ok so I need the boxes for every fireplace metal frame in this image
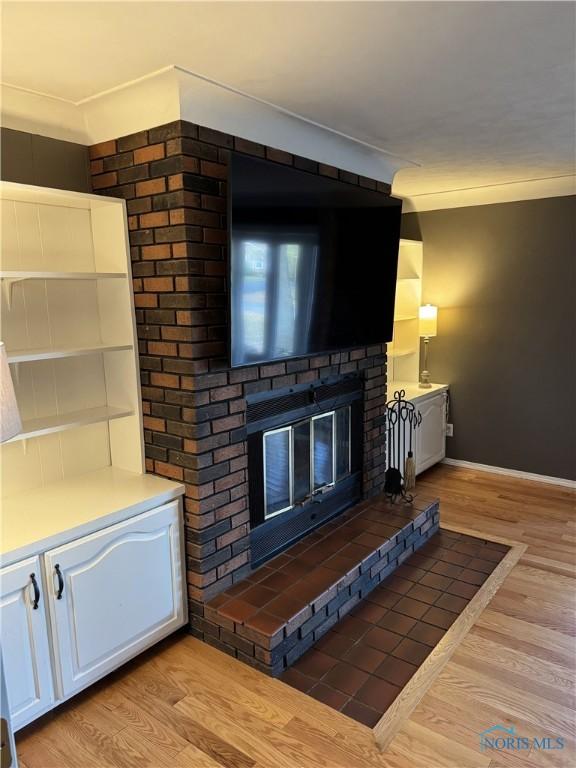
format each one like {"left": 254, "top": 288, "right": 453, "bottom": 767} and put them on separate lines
{"left": 247, "top": 374, "right": 364, "bottom": 567}
{"left": 311, "top": 410, "right": 338, "bottom": 493}
{"left": 262, "top": 407, "right": 352, "bottom": 520}
{"left": 262, "top": 424, "right": 294, "bottom": 519}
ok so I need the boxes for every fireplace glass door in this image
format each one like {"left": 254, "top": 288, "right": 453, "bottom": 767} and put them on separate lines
{"left": 263, "top": 426, "right": 292, "bottom": 518}
{"left": 312, "top": 413, "right": 334, "bottom": 491}
{"left": 293, "top": 421, "right": 312, "bottom": 505}
{"left": 263, "top": 407, "right": 351, "bottom": 519}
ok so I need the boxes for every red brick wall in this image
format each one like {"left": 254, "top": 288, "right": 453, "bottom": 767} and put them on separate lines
{"left": 89, "top": 121, "right": 391, "bottom": 624}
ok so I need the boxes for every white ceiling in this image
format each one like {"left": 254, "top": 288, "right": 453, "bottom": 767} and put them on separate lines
{"left": 2, "top": 1, "right": 575, "bottom": 198}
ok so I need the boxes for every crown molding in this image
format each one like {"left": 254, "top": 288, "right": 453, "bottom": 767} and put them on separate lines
{"left": 1, "top": 67, "right": 415, "bottom": 184}
{"left": 174, "top": 66, "right": 414, "bottom": 183}
{"left": 1, "top": 83, "right": 87, "bottom": 143}
{"left": 82, "top": 68, "right": 181, "bottom": 145}
{"left": 5, "top": 68, "right": 569, "bottom": 199}
{"left": 400, "top": 175, "right": 576, "bottom": 213}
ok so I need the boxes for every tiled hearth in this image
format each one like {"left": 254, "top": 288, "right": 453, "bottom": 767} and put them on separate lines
{"left": 201, "top": 493, "right": 440, "bottom": 675}
{"left": 281, "top": 528, "right": 509, "bottom": 727}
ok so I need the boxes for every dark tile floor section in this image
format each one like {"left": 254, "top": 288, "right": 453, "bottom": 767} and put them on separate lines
{"left": 280, "top": 528, "right": 509, "bottom": 728}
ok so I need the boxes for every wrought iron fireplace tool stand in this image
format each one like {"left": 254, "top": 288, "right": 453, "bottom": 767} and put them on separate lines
{"left": 384, "top": 389, "right": 422, "bottom": 503}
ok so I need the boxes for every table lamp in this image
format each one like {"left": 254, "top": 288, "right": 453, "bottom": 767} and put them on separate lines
{"left": 0, "top": 341, "right": 22, "bottom": 442}
{"left": 419, "top": 304, "right": 438, "bottom": 388}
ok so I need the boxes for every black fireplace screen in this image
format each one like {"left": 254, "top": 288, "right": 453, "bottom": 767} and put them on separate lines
{"left": 263, "top": 406, "right": 351, "bottom": 519}
{"left": 247, "top": 375, "right": 363, "bottom": 566}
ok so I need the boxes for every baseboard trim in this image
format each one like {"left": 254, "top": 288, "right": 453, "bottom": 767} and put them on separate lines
{"left": 441, "top": 458, "right": 576, "bottom": 489}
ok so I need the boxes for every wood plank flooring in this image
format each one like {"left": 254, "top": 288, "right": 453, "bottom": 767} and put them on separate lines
{"left": 16, "top": 465, "right": 575, "bottom": 768}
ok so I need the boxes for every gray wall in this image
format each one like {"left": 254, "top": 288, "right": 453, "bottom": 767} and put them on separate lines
{"left": 402, "top": 196, "right": 576, "bottom": 480}
{"left": 1, "top": 128, "right": 91, "bottom": 192}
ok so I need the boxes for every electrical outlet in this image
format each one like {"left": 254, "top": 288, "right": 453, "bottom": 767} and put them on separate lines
{"left": 446, "top": 423, "right": 454, "bottom": 437}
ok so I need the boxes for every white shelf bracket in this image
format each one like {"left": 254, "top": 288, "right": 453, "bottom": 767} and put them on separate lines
{"left": 1, "top": 278, "right": 25, "bottom": 309}
{"left": 10, "top": 361, "right": 20, "bottom": 386}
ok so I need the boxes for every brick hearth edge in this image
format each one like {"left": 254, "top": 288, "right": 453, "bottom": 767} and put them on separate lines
{"left": 204, "top": 495, "right": 440, "bottom": 675}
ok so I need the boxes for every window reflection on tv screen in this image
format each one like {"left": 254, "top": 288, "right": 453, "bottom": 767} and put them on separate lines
{"left": 230, "top": 154, "right": 401, "bottom": 367}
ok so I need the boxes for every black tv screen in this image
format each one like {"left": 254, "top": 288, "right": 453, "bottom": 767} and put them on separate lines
{"left": 230, "top": 154, "right": 401, "bottom": 367}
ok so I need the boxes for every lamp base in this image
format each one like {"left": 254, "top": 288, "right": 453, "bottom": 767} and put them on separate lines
{"left": 419, "top": 370, "right": 432, "bottom": 389}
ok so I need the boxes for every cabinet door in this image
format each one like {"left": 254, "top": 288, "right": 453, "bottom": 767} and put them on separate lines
{"left": 0, "top": 556, "right": 54, "bottom": 731}
{"left": 416, "top": 392, "right": 447, "bottom": 474}
{"left": 44, "top": 500, "right": 185, "bottom": 699}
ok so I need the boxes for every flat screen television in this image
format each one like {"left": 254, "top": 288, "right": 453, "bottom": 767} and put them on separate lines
{"left": 230, "top": 153, "right": 402, "bottom": 367}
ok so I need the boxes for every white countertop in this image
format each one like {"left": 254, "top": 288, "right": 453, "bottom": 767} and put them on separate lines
{"left": 387, "top": 381, "right": 449, "bottom": 403}
{"left": 1, "top": 467, "right": 184, "bottom": 567}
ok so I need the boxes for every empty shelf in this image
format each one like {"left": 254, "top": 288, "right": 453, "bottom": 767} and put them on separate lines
{"left": 8, "top": 406, "right": 133, "bottom": 442}
{"left": 0, "top": 271, "right": 127, "bottom": 280}
{"left": 7, "top": 344, "right": 133, "bottom": 363}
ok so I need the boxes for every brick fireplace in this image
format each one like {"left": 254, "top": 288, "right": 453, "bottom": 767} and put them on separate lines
{"left": 89, "top": 121, "right": 396, "bottom": 655}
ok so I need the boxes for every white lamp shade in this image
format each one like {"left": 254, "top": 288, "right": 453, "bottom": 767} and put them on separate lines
{"left": 0, "top": 342, "right": 22, "bottom": 442}
{"left": 419, "top": 304, "right": 438, "bottom": 338}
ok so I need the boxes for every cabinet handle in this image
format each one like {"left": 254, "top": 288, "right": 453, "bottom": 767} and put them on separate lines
{"left": 30, "top": 572, "right": 40, "bottom": 610}
{"left": 55, "top": 564, "right": 64, "bottom": 600}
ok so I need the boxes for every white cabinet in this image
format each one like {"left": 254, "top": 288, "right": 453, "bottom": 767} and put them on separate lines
{"left": 387, "top": 383, "right": 448, "bottom": 478}
{"left": 416, "top": 391, "right": 448, "bottom": 474}
{"left": 44, "top": 501, "right": 185, "bottom": 699}
{"left": 0, "top": 556, "right": 54, "bottom": 730}
{"left": 1, "top": 500, "right": 186, "bottom": 730}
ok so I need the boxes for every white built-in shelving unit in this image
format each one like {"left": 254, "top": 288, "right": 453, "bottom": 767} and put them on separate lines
{"left": 387, "top": 238, "right": 423, "bottom": 383}
{"left": 0, "top": 181, "right": 145, "bottom": 503}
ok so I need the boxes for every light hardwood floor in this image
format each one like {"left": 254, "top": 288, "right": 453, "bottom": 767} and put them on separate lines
{"left": 16, "top": 465, "right": 575, "bottom": 768}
